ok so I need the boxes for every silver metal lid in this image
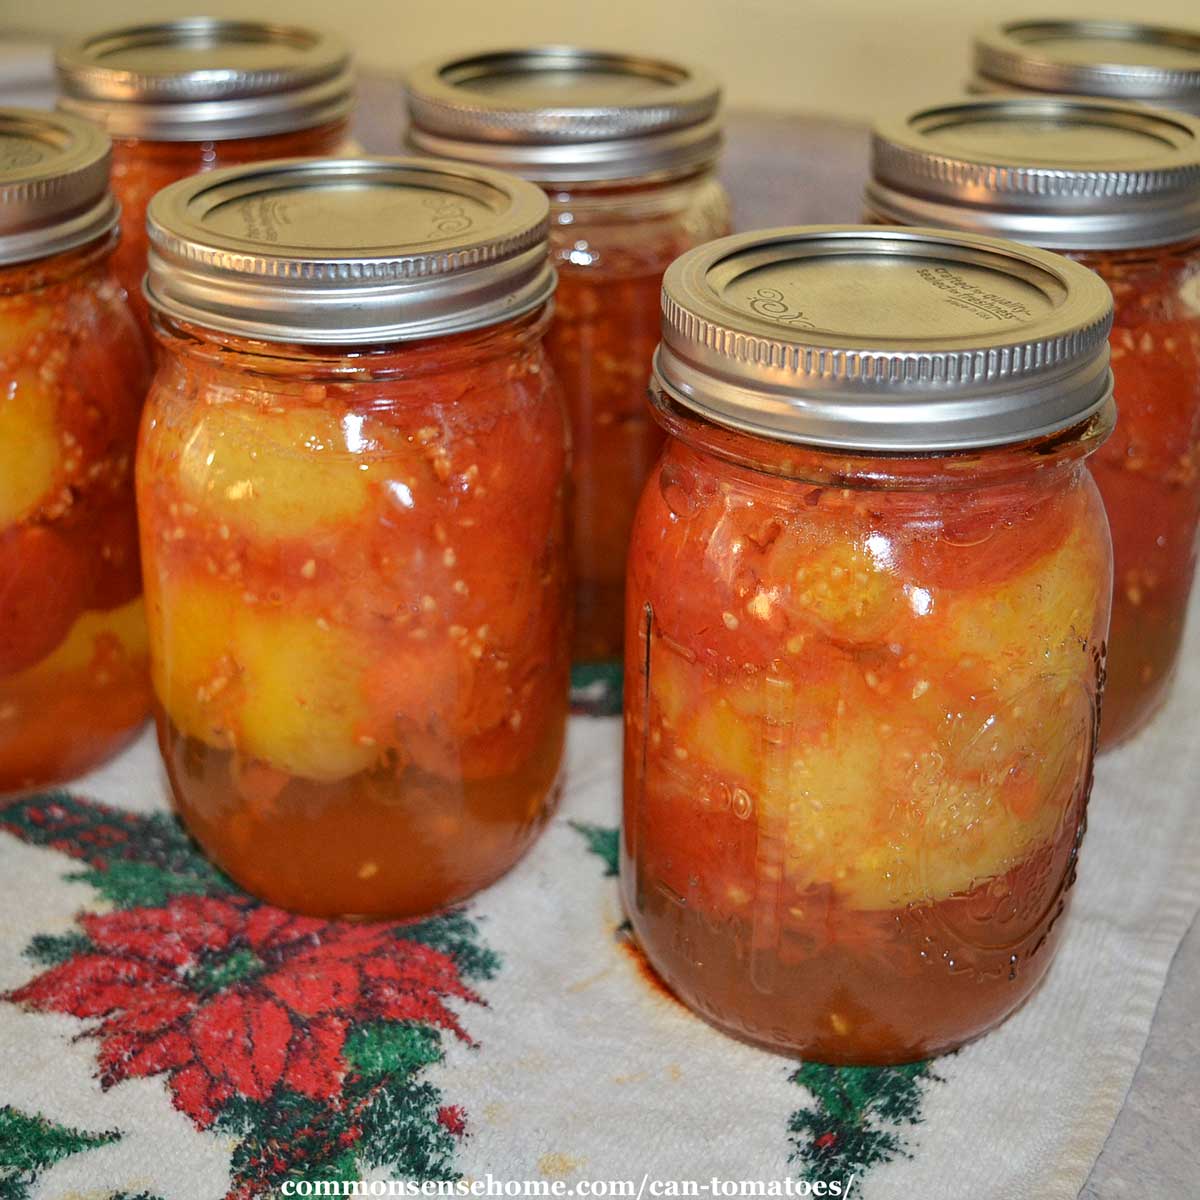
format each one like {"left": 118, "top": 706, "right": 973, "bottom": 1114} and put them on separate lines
{"left": 973, "top": 20, "right": 1200, "bottom": 115}
{"left": 404, "top": 47, "right": 722, "bottom": 183}
{"left": 655, "top": 226, "right": 1114, "bottom": 453}
{"left": 867, "top": 97, "right": 1200, "bottom": 251}
{"left": 0, "top": 107, "right": 118, "bottom": 266}
{"left": 145, "top": 156, "right": 555, "bottom": 345}
{"left": 56, "top": 19, "right": 355, "bottom": 142}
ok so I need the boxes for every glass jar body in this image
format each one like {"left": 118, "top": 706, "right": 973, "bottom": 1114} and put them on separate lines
{"left": 546, "top": 170, "right": 731, "bottom": 664}
{"left": 622, "top": 395, "right": 1112, "bottom": 1064}
{"left": 137, "top": 308, "right": 571, "bottom": 917}
{"left": 0, "top": 235, "right": 153, "bottom": 791}
{"left": 110, "top": 120, "right": 352, "bottom": 338}
{"left": 1069, "top": 242, "right": 1200, "bottom": 746}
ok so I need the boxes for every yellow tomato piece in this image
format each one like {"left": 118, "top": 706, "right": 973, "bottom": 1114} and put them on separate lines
{"left": 660, "top": 526, "right": 1099, "bottom": 910}
{"left": 649, "top": 642, "right": 693, "bottom": 730}
{"left": 782, "top": 520, "right": 1099, "bottom": 902}
{"left": 711, "top": 698, "right": 1071, "bottom": 911}
{"left": 148, "top": 575, "right": 375, "bottom": 782}
{"left": 0, "top": 367, "right": 61, "bottom": 525}
{"left": 233, "top": 607, "right": 376, "bottom": 783}
{"left": 146, "top": 575, "right": 240, "bottom": 747}
{"left": 176, "top": 404, "right": 372, "bottom": 541}
{"left": 766, "top": 531, "right": 905, "bottom": 641}
{"left": 690, "top": 694, "right": 761, "bottom": 782}
{"left": 945, "top": 523, "right": 1107, "bottom": 687}
{"left": 0, "top": 303, "right": 52, "bottom": 364}
{"left": 8, "top": 597, "right": 148, "bottom": 684}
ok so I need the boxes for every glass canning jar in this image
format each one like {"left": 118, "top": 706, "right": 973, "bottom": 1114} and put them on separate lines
{"left": 623, "top": 227, "right": 1115, "bottom": 1064}
{"left": 867, "top": 96, "right": 1200, "bottom": 747}
{"left": 138, "top": 157, "right": 569, "bottom": 918}
{"left": 406, "top": 48, "right": 731, "bottom": 666}
{"left": 0, "top": 109, "right": 152, "bottom": 792}
{"left": 56, "top": 19, "right": 356, "bottom": 338}
{"left": 971, "top": 19, "right": 1200, "bottom": 115}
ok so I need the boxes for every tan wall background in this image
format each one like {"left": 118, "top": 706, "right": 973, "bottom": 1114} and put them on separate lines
{"left": 14, "top": 0, "right": 1200, "bottom": 124}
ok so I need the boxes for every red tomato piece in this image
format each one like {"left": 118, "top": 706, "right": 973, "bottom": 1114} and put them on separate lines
{"left": 0, "top": 524, "right": 88, "bottom": 675}
{"left": 76, "top": 496, "right": 143, "bottom": 612}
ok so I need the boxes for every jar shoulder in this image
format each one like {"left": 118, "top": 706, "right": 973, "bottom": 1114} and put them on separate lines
{"left": 0, "top": 258, "right": 148, "bottom": 425}
{"left": 1, "top": 257, "right": 131, "bottom": 331}
{"left": 629, "top": 440, "right": 1111, "bottom": 667}
{"left": 140, "top": 339, "right": 568, "bottom": 511}
{"left": 549, "top": 176, "right": 732, "bottom": 276}
{"left": 110, "top": 124, "right": 354, "bottom": 208}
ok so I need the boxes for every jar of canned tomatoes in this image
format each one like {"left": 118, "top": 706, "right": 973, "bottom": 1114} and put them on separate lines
{"left": 56, "top": 18, "right": 355, "bottom": 338}
{"left": 138, "top": 157, "right": 570, "bottom": 917}
{"left": 867, "top": 97, "right": 1200, "bottom": 746}
{"left": 0, "top": 109, "right": 152, "bottom": 793}
{"left": 623, "top": 227, "right": 1115, "bottom": 1064}
{"left": 971, "top": 19, "right": 1200, "bottom": 114}
{"left": 406, "top": 48, "right": 731, "bottom": 667}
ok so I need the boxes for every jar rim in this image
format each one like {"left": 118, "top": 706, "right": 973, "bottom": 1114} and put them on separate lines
{"left": 149, "top": 300, "right": 553, "bottom": 373}
{"left": 869, "top": 96, "right": 1200, "bottom": 251}
{"left": 973, "top": 19, "right": 1200, "bottom": 114}
{"left": 145, "top": 156, "right": 556, "bottom": 345}
{"left": 55, "top": 17, "right": 355, "bottom": 142}
{"left": 648, "top": 377, "right": 1115, "bottom": 492}
{"left": 404, "top": 45, "right": 723, "bottom": 183}
{"left": 656, "top": 225, "right": 1115, "bottom": 453}
{"left": 0, "top": 107, "right": 119, "bottom": 266}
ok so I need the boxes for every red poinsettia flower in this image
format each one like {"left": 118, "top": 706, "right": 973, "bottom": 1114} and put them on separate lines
{"left": 437, "top": 1105, "right": 467, "bottom": 1138}
{"left": 6, "top": 894, "right": 482, "bottom": 1128}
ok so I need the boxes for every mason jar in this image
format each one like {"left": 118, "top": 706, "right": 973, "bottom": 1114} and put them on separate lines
{"left": 405, "top": 48, "right": 731, "bottom": 668}
{"left": 138, "top": 157, "right": 570, "bottom": 918}
{"left": 623, "top": 226, "right": 1114, "bottom": 1064}
{"left": 866, "top": 96, "right": 1200, "bottom": 747}
{"left": 0, "top": 109, "right": 152, "bottom": 792}
{"left": 971, "top": 19, "right": 1200, "bottom": 114}
{"left": 56, "top": 18, "right": 356, "bottom": 338}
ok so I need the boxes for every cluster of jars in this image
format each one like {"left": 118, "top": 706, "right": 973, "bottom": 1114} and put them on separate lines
{"left": 2, "top": 16, "right": 1200, "bottom": 1066}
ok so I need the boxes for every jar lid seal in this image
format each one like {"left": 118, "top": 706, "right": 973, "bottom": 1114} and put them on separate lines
{"left": 56, "top": 18, "right": 354, "bottom": 141}
{"left": 404, "top": 47, "right": 722, "bottom": 182}
{"left": 145, "top": 156, "right": 555, "bottom": 344}
{"left": 973, "top": 19, "right": 1200, "bottom": 115}
{"left": 867, "top": 96, "right": 1200, "bottom": 250}
{"left": 656, "top": 226, "right": 1114, "bottom": 452}
{"left": 0, "top": 108, "right": 118, "bottom": 265}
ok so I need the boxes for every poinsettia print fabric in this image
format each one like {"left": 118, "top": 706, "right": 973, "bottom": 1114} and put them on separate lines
{"left": 8, "top": 895, "right": 483, "bottom": 1130}
{"left": 0, "top": 788, "right": 498, "bottom": 1197}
